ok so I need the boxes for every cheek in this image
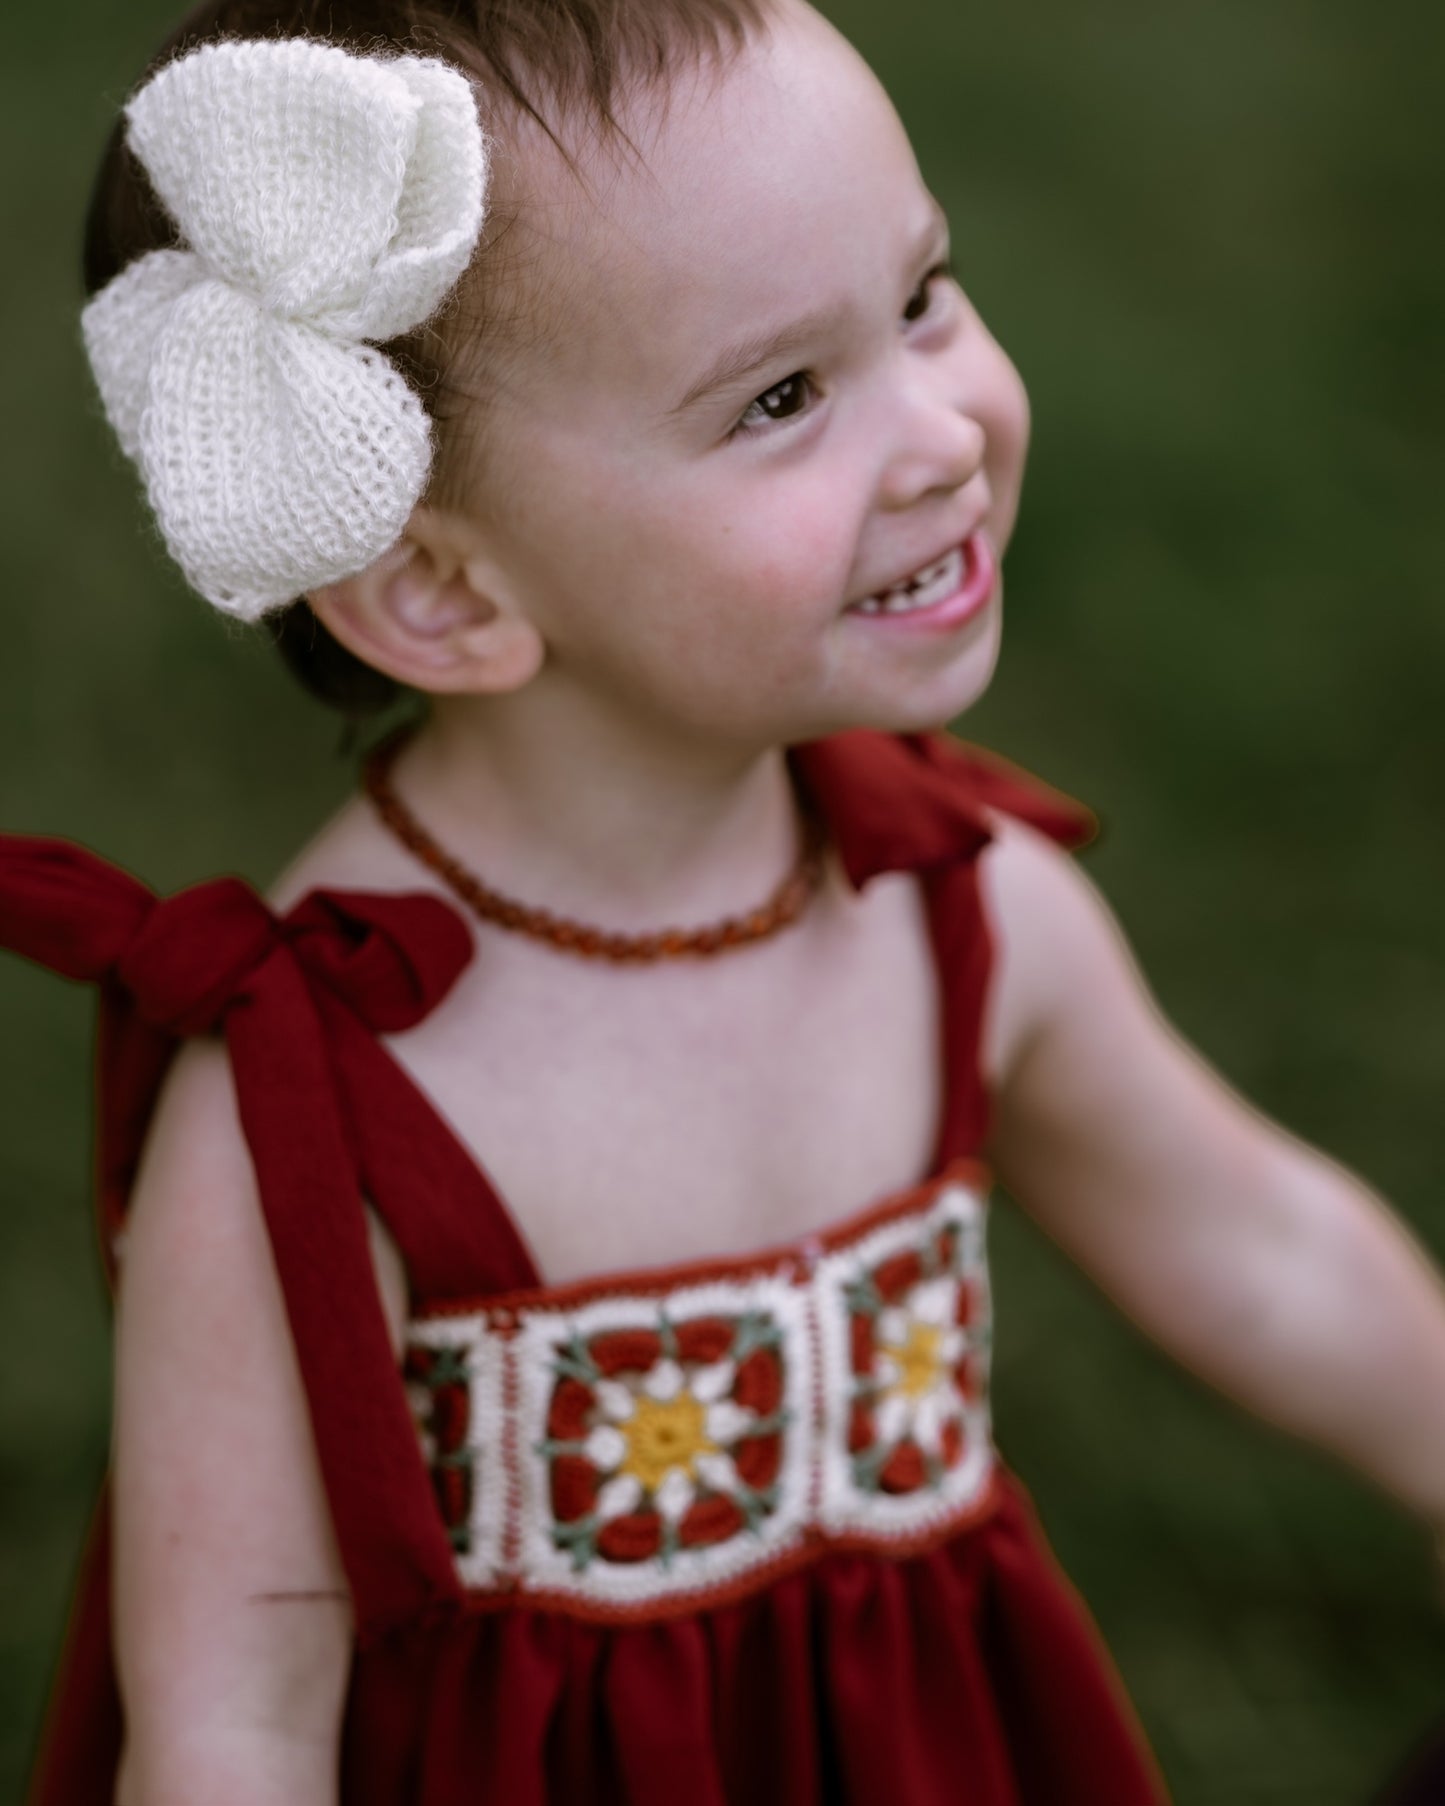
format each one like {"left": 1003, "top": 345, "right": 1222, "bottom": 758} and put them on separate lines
{"left": 678, "top": 457, "right": 866, "bottom": 594}
{"left": 473, "top": 416, "right": 862, "bottom": 686}
{"left": 687, "top": 499, "right": 847, "bottom": 605}
{"left": 981, "top": 351, "right": 1031, "bottom": 544}
{"left": 554, "top": 459, "right": 859, "bottom": 661}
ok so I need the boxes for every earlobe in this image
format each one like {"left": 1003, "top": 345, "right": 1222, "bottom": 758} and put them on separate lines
{"left": 307, "top": 512, "right": 545, "bottom": 696}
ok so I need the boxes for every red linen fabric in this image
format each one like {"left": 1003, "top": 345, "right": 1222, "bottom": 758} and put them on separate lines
{"left": 0, "top": 844, "right": 472, "bottom": 1639}
{"left": 7, "top": 731, "right": 1166, "bottom": 1805}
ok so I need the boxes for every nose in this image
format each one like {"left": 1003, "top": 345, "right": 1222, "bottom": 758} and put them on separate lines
{"left": 876, "top": 376, "right": 987, "bottom": 512}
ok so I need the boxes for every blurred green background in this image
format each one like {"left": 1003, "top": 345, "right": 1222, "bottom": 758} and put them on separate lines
{"left": 2, "top": 0, "right": 1444, "bottom": 1800}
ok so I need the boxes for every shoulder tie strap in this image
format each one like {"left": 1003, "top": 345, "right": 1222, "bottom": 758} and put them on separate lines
{"left": 791, "top": 729, "right": 1095, "bottom": 890}
{"left": 0, "top": 834, "right": 473, "bottom": 1639}
{"left": 791, "top": 731, "right": 1097, "bottom": 1164}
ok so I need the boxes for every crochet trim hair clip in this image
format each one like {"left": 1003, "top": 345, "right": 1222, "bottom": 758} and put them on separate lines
{"left": 81, "top": 38, "right": 490, "bottom": 622}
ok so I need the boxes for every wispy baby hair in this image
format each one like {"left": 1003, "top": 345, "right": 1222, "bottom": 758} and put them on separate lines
{"left": 83, "top": 0, "right": 770, "bottom": 717}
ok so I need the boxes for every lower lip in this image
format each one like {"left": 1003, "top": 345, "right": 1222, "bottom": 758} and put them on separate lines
{"left": 850, "top": 532, "right": 999, "bottom": 634}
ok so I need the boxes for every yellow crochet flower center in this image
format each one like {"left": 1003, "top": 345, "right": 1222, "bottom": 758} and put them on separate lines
{"left": 620, "top": 1391, "right": 717, "bottom": 1492}
{"left": 883, "top": 1321, "right": 946, "bottom": 1399}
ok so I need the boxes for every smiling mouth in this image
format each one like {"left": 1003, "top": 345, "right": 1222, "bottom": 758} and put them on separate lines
{"left": 851, "top": 548, "right": 966, "bottom": 616}
{"left": 844, "top": 532, "right": 999, "bottom": 633}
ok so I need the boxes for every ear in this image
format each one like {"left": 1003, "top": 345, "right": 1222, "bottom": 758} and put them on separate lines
{"left": 307, "top": 507, "right": 545, "bottom": 695}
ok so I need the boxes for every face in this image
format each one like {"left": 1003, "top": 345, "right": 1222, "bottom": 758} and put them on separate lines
{"left": 457, "top": 0, "right": 1030, "bottom": 753}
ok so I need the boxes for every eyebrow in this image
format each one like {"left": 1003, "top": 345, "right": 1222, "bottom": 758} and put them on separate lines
{"left": 669, "top": 203, "right": 952, "bottom": 418}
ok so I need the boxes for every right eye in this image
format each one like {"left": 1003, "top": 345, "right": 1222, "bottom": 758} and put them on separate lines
{"left": 734, "top": 372, "right": 815, "bottom": 435}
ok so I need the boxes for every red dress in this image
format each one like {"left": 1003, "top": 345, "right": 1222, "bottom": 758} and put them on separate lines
{"left": 3, "top": 730, "right": 1169, "bottom": 1806}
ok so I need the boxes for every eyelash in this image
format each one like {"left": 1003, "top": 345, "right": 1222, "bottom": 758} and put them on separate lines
{"left": 903, "top": 259, "right": 955, "bottom": 324}
{"left": 730, "top": 262, "right": 957, "bottom": 438}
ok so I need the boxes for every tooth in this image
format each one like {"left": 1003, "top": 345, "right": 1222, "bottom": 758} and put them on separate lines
{"left": 854, "top": 547, "right": 966, "bottom": 616}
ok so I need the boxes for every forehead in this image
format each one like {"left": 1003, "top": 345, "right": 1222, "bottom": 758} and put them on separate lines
{"left": 488, "top": 4, "right": 932, "bottom": 401}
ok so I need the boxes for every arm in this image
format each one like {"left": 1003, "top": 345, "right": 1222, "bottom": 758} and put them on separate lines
{"left": 982, "top": 817, "right": 1445, "bottom": 1523}
{"left": 112, "top": 1039, "right": 408, "bottom": 1806}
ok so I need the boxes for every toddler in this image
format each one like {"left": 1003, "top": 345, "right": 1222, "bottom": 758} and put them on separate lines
{"left": 7, "top": 0, "right": 1445, "bottom": 1801}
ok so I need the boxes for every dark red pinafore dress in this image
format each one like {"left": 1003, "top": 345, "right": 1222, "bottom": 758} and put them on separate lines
{"left": 4, "top": 730, "right": 1170, "bottom": 1805}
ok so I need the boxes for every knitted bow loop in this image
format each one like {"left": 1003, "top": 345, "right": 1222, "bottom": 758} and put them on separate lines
{"left": 80, "top": 38, "right": 489, "bottom": 623}
{"left": 123, "top": 41, "right": 487, "bottom": 338}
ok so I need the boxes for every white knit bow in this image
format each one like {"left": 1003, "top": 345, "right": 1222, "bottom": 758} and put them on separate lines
{"left": 81, "top": 38, "right": 489, "bottom": 621}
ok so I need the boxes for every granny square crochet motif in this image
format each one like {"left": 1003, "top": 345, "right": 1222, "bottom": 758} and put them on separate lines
{"left": 404, "top": 1165, "right": 996, "bottom": 1621}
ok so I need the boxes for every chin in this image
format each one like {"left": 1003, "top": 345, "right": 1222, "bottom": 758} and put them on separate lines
{"left": 859, "top": 624, "right": 1003, "bottom": 738}
{"left": 803, "top": 681, "right": 995, "bottom": 743}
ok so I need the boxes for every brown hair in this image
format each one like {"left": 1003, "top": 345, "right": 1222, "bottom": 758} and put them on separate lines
{"left": 83, "top": 0, "right": 770, "bottom": 719}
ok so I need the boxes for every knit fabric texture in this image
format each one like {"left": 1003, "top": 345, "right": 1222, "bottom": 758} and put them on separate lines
{"left": 81, "top": 38, "right": 490, "bottom": 621}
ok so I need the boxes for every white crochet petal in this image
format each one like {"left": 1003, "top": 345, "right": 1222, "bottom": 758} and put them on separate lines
{"left": 642, "top": 1360, "right": 685, "bottom": 1403}
{"left": 703, "top": 1400, "right": 754, "bottom": 1446}
{"left": 693, "top": 1450, "right": 741, "bottom": 1495}
{"left": 594, "top": 1379, "right": 637, "bottom": 1423}
{"left": 689, "top": 1359, "right": 736, "bottom": 1405}
{"left": 139, "top": 279, "right": 432, "bottom": 620}
{"left": 80, "top": 250, "right": 200, "bottom": 461}
{"left": 910, "top": 1278, "right": 957, "bottom": 1328}
{"left": 335, "top": 53, "right": 489, "bottom": 343}
{"left": 583, "top": 1424, "right": 628, "bottom": 1472}
{"left": 653, "top": 1469, "right": 695, "bottom": 1524}
{"left": 912, "top": 1389, "right": 947, "bottom": 1456}
{"left": 875, "top": 1308, "right": 908, "bottom": 1350}
{"left": 595, "top": 1472, "right": 643, "bottom": 1522}
{"left": 874, "top": 1391, "right": 912, "bottom": 1447}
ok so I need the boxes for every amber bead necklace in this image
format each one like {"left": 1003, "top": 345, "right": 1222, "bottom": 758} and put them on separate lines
{"left": 362, "top": 729, "right": 827, "bottom": 964}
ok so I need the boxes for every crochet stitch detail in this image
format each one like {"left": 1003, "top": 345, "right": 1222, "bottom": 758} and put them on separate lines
{"left": 403, "top": 1170, "right": 997, "bottom": 1620}
{"left": 81, "top": 38, "right": 489, "bottom": 621}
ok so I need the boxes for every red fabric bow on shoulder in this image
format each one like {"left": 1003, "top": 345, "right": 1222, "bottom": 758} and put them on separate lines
{"left": 0, "top": 835, "right": 475, "bottom": 1637}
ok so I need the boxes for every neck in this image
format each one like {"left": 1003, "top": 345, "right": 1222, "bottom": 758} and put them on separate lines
{"left": 391, "top": 692, "right": 803, "bottom": 932}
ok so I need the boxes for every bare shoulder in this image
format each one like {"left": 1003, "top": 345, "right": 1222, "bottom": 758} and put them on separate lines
{"left": 125, "top": 986, "right": 408, "bottom": 1356}
{"left": 127, "top": 1036, "right": 258, "bottom": 1260}
{"left": 976, "top": 810, "right": 1144, "bottom": 1095}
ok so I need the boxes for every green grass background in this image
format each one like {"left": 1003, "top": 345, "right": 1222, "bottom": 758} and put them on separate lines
{"left": 2, "top": 0, "right": 1444, "bottom": 1800}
